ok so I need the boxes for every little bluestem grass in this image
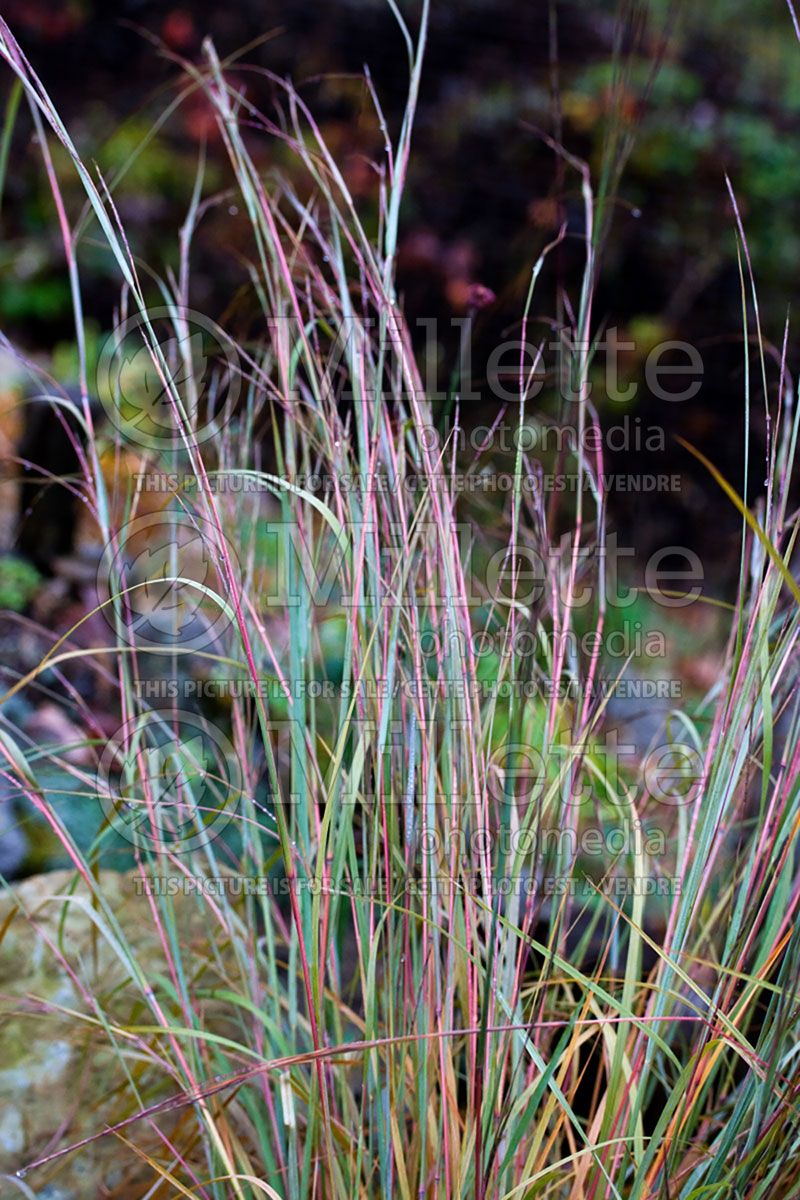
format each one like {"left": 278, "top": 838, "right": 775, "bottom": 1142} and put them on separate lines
{"left": 0, "top": 6, "right": 799, "bottom": 1198}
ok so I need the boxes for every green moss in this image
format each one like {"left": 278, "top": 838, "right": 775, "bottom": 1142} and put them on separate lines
{"left": 0, "top": 555, "right": 40, "bottom": 612}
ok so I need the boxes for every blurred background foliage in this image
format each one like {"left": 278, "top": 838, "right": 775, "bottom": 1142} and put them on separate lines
{"left": 1, "top": 0, "right": 799, "bottom": 570}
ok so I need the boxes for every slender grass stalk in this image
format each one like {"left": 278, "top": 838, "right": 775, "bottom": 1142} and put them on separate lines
{"left": 0, "top": 6, "right": 799, "bottom": 1198}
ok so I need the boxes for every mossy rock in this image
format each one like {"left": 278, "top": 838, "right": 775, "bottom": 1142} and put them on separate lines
{"left": 0, "top": 869, "right": 246, "bottom": 1195}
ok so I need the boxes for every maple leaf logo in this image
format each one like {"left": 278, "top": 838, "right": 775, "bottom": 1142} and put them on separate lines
{"left": 126, "top": 532, "right": 212, "bottom": 634}
{"left": 100, "top": 710, "right": 240, "bottom": 853}
{"left": 117, "top": 735, "right": 209, "bottom": 841}
{"left": 117, "top": 331, "right": 207, "bottom": 432}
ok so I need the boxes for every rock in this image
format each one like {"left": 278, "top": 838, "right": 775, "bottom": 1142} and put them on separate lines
{"left": 0, "top": 869, "right": 242, "bottom": 1196}
{"left": 604, "top": 676, "right": 677, "bottom": 760}
{"left": 0, "top": 784, "right": 27, "bottom": 879}
{"left": 7, "top": 767, "right": 137, "bottom": 876}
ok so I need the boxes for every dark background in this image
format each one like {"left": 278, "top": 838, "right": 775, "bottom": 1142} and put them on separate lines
{"left": 2, "top": 0, "right": 799, "bottom": 581}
